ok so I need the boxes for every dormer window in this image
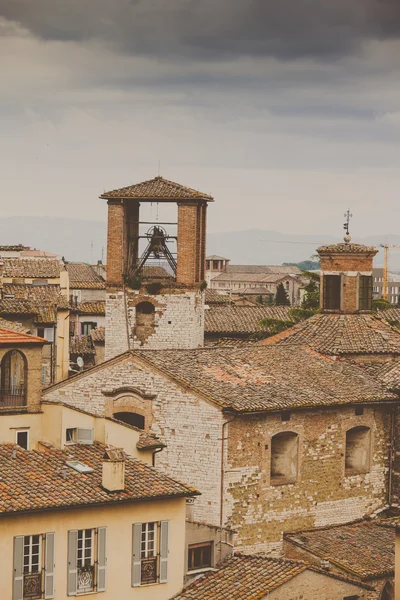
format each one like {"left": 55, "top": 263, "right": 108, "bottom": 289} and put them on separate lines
{"left": 323, "top": 275, "right": 341, "bottom": 310}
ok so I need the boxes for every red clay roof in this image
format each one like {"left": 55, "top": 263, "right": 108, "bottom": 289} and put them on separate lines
{"left": 2, "top": 259, "right": 63, "bottom": 278}
{"left": 0, "top": 442, "right": 197, "bottom": 514}
{"left": 0, "top": 328, "right": 46, "bottom": 345}
{"left": 66, "top": 263, "right": 105, "bottom": 289}
{"left": 100, "top": 176, "right": 214, "bottom": 201}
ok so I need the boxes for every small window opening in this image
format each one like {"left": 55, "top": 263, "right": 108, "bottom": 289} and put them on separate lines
{"left": 270, "top": 432, "right": 299, "bottom": 485}
{"left": 16, "top": 430, "right": 29, "bottom": 450}
{"left": 114, "top": 412, "right": 145, "bottom": 430}
{"left": 323, "top": 275, "right": 341, "bottom": 310}
{"left": 359, "top": 275, "right": 373, "bottom": 311}
{"left": 188, "top": 542, "right": 213, "bottom": 571}
{"left": 345, "top": 426, "right": 371, "bottom": 476}
{"left": 355, "top": 406, "right": 364, "bottom": 416}
{"left": 281, "top": 411, "right": 291, "bottom": 422}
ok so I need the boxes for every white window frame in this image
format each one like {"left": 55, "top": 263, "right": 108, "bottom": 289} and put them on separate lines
{"left": 65, "top": 428, "right": 94, "bottom": 445}
{"left": 141, "top": 523, "right": 156, "bottom": 559}
{"left": 77, "top": 529, "right": 94, "bottom": 569}
{"left": 16, "top": 429, "right": 29, "bottom": 450}
{"left": 23, "top": 534, "right": 42, "bottom": 574}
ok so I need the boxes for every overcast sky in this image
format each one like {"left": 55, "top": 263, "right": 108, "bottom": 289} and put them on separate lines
{"left": 1, "top": 1, "right": 400, "bottom": 239}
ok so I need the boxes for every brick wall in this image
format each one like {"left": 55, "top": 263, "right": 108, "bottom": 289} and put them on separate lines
{"left": 106, "top": 201, "right": 124, "bottom": 286}
{"left": 269, "top": 569, "right": 370, "bottom": 600}
{"left": 224, "top": 407, "right": 390, "bottom": 554}
{"left": 105, "top": 289, "right": 204, "bottom": 359}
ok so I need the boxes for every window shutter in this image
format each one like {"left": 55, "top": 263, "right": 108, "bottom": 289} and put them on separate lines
{"left": 13, "top": 536, "right": 24, "bottom": 600}
{"left": 132, "top": 523, "right": 142, "bottom": 587}
{"left": 159, "top": 521, "right": 169, "bottom": 584}
{"left": 67, "top": 530, "right": 78, "bottom": 596}
{"left": 76, "top": 428, "right": 94, "bottom": 445}
{"left": 44, "top": 532, "right": 56, "bottom": 599}
{"left": 97, "top": 527, "right": 107, "bottom": 592}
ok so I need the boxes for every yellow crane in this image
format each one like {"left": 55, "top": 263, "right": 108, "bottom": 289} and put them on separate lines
{"left": 380, "top": 244, "right": 400, "bottom": 300}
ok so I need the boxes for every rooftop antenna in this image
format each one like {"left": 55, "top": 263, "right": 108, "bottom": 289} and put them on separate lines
{"left": 343, "top": 209, "right": 352, "bottom": 243}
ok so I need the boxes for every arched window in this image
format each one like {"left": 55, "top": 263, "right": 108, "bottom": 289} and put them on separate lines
{"left": 270, "top": 432, "right": 299, "bottom": 485}
{"left": 1, "top": 350, "right": 27, "bottom": 407}
{"left": 135, "top": 302, "right": 155, "bottom": 344}
{"left": 345, "top": 426, "right": 371, "bottom": 476}
{"left": 380, "top": 581, "right": 393, "bottom": 600}
{"left": 114, "top": 411, "right": 145, "bottom": 430}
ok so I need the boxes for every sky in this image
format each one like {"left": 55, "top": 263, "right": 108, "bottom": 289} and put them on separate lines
{"left": 1, "top": 0, "right": 400, "bottom": 238}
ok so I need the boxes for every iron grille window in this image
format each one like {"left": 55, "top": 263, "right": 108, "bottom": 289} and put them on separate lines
{"left": 323, "top": 275, "right": 341, "bottom": 310}
{"left": 188, "top": 542, "right": 213, "bottom": 570}
{"left": 358, "top": 275, "right": 372, "bottom": 310}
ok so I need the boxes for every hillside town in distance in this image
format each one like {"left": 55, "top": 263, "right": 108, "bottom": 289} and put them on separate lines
{"left": 1, "top": 176, "right": 400, "bottom": 600}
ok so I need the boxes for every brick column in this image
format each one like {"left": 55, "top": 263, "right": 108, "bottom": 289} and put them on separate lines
{"left": 199, "top": 204, "right": 207, "bottom": 281}
{"left": 177, "top": 203, "right": 199, "bottom": 286}
{"left": 107, "top": 200, "right": 125, "bottom": 287}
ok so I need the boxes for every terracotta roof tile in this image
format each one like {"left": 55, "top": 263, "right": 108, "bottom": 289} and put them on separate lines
{"left": 317, "top": 242, "right": 377, "bottom": 255}
{"left": 2, "top": 259, "right": 63, "bottom": 278}
{"left": 284, "top": 519, "right": 394, "bottom": 580}
{"left": 0, "top": 442, "right": 197, "bottom": 513}
{"left": 100, "top": 176, "right": 213, "bottom": 201}
{"left": 260, "top": 313, "right": 400, "bottom": 356}
{"left": 66, "top": 263, "right": 105, "bottom": 289}
{"left": 204, "top": 290, "right": 231, "bottom": 304}
{"left": 173, "top": 555, "right": 308, "bottom": 599}
{"left": 0, "top": 328, "right": 46, "bottom": 345}
{"left": 70, "top": 335, "right": 95, "bottom": 356}
{"left": 90, "top": 326, "right": 105, "bottom": 343}
{"left": 205, "top": 305, "right": 293, "bottom": 335}
{"left": 0, "top": 284, "right": 69, "bottom": 324}
{"left": 0, "top": 245, "right": 27, "bottom": 252}
{"left": 135, "top": 346, "right": 396, "bottom": 412}
{"left": 228, "top": 264, "right": 302, "bottom": 274}
{"left": 360, "top": 358, "right": 400, "bottom": 389}
{"left": 0, "top": 318, "right": 29, "bottom": 333}
{"left": 136, "top": 432, "right": 166, "bottom": 450}
{"left": 72, "top": 301, "right": 105, "bottom": 315}
{"left": 212, "top": 272, "right": 296, "bottom": 283}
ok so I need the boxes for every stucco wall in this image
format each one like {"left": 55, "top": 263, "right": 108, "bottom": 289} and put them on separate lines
{"left": 268, "top": 569, "right": 368, "bottom": 600}
{"left": 0, "top": 497, "right": 186, "bottom": 600}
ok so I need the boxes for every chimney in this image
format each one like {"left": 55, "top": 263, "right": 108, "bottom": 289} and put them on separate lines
{"left": 102, "top": 446, "right": 125, "bottom": 492}
{"left": 186, "top": 497, "right": 195, "bottom": 521}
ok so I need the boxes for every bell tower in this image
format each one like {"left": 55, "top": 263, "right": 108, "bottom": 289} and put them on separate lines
{"left": 101, "top": 176, "right": 213, "bottom": 358}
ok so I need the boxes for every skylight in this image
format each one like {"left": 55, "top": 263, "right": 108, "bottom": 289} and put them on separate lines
{"left": 66, "top": 460, "right": 94, "bottom": 474}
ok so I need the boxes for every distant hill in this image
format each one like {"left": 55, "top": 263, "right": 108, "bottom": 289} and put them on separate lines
{"left": 0, "top": 217, "right": 399, "bottom": 270}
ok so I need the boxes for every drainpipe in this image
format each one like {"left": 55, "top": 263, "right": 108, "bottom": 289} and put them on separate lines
{"left": 389, "top": 408, "right": 396, "bottom": 505}
{"left": 219, "top": 413, "right": 236, "bottom": 562}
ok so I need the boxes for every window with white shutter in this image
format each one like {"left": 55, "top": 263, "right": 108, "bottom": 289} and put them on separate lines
{"left": 67, "top": 528, "right": 106, "bottom": 596}
{"left": 132, "top": 521, "right": 169, "bottom": 587}
{"left": 13, "top": 533, "right": 55, "bottom": 600}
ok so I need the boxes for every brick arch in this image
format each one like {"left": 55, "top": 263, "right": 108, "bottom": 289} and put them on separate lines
{"left": 108, "top": 393, "right": 154, "bottom": 432}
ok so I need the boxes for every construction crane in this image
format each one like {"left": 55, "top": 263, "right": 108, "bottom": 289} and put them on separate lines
{"left": 380, "top": 244, "right": 400, "bottom": 300}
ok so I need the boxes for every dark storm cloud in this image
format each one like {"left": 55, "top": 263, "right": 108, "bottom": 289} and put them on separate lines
{"left": 1, "top": 0, "right": 400, "bottom": 60}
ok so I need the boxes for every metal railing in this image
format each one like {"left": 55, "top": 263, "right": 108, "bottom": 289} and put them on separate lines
{"left": 0, "top": 385, "right": 26, "bottom": 407}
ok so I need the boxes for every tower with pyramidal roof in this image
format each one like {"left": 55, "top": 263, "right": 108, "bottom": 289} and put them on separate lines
{"left": 101, "top": 176, "right": 213, "bottom": 358}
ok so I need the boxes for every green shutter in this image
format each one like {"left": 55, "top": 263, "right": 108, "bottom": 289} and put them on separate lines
{"left": 13, "top": 536, "right": 24, "bottom": 600}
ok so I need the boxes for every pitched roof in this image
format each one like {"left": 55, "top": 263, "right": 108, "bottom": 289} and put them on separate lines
{"left": 91, "top": 326, "right": 105, "bottom": 343}
{"left": 212, "top": 272, "right": 296, "bottom": 283}
{"left": 206, "top": 255, "right": 229, "bottom": 261}
{"left": 228, "top": 264, "right": 302, "bottom": 275}
{"left": 0, "top": 245, "right": 27, "bottom": 252}
{"left": 134, "top": 346, "right": 396, "bottom": 413}
{"left": 204, "top": 289, "right": 231, "bottom": 305}
{"left": 379, "top": 307, "right": 400, "bottom": 325}
{"left": 0, "top": 317, "right": 29, "bottom": 333}
{"left": 284, "top": 519, "right": 394, "bottom": 580}
{"left": 260, "top": 313, "right": 400, "bottom": 356}
{"left": 2, "top": 284, "right": 69, "bottom": 308}
{"left": 316, "top": 242, "right": 377, "bottom": 255}
{"left": 70, "top": 335, "right": 95, "bottom": 356}
{"left": 72, "top": 301, "right": 105, "bottom": 315}
{"left": 100, "top": 176, "right": 214, "bottom": 201}
{"left": 0, "top": 328, "right": 46, "bottom": 346}
{"left": 0, "top": 442, "right": 197, "bottom": 514}
{"left": 205, "top": 305, "right": 293, "bottom": 335}
{"left": 2, "top": 259, "right": 63, "bottom": 278}
{"left": 66, "top": 263, "right": 105, "bottom": 289}
{"left": 360, "top": 358, "right": 400, "bottom": 389}
{"left": 173, "top": 555, "right": 311, "bottom": 599}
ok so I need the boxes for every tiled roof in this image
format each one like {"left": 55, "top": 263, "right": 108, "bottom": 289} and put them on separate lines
{"left": 204, "top": 337, "right": 259, "bottom": 347}
{"left": 2, "top": 284, "right": 69, "bottom": 308}
{"left": 212, "top": 272, "right": 295, "bottom": 283}
{"left": 360, "top": 358, "right": 400, "bottom": 389}
{"left": 260, "top": 313, "right": 400, "bottom": 356}
{"left": 379, "top": 307, "right": 400, "bottom": 325}
{"left": 205, "top": 305, "right": 293, "bottom": 335}
{"left": 228, "top": 264, "right": 302, "bottom": 275}
{"left": 0, "top": 317, "right": 29, "bottom": 333}
{"left": 284, "top": 519, "right": 394, "bottom": 580}
{"left": 100, "top": 176, "right": 214, "bottom": 201}
{"left": 0, "top": 328, "right": 46, "bottom": 346}
{"left": 317, "top": 242, "right": 377, "bottom": 255}
{"left": 206, "top": 255, "right": 229, "bottom": 261}
{"left": 136, "top": 433, "right": 166, "bottom": 450}
{"left": 135, "top": 346, "right": 396, "bottom": 413}
{"left": 66, "top": 263, "right": 105, "bottom": 289}
{"left": 72, "top": 301, "right": 106, "bottom": 315}
{"left": 70, "top": 335, "right": 95, "bottom": 356}
{"left": 91, "top": 326, "right": 105, "bottom": 343}
{"left": 0, "top": 245, "right": 27, "bottom": 252}
{"left": 2, "top": 259, "right": 63, "bottom": 278}
{"left": 204, "top": 290, "right": 231, "bottom": 304}
{"left": 173, "top": 554, "right": 308, "bottom": 599}
{"left": 0, "top": 442, "right": 197, "bottom": 514}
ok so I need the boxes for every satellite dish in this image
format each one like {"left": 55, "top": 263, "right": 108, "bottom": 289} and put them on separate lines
{"left": 76, "top": 356, "right": 84, "bottom": 369}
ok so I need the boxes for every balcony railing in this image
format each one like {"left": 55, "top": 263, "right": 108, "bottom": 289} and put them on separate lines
{"left": 77, "top": 565, "right": 94, "bottom": 594}
{"left": 0, "top": 385, "right": 26, "bottom": 407}
{"left": 23, "top": 573, "right": 41, "bottom": 599}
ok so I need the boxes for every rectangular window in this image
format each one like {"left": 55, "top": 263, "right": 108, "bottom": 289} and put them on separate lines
{"left": 359, "top": 275, "right": 372, "bottom": 310}
{"left": 68, "top": 528, "right": 106, "bottom": 596}
{"left": 355, "top": 406, "right": 364, "bottom": 416}
{"left": 132, "top": 521, "right": 169, "bottom": 587}
{"left": 323, "top": 275, "right": 341, "bottom": 310}
{"left": 81, "top": 322, "right": 97, "bottom": 335}
{"left": 37, "top": 328, "right": 55, "bottom": 343}
{"left": 24, "top": 535, "right": 41, "bottom": 574}
{"left": 14, "top": 533, "right": 55, "bottom": 600}
{"left": 77, "top": 529, "right": 94, "bottom": 568}
{"left": 188, "top": 542, "right": 213, "bottom": 571}
{"left": 16, "top": 430, "right": 29, "bottom": 450}
{"left": 65, "top": 428, "right": 94, "bottom": 445}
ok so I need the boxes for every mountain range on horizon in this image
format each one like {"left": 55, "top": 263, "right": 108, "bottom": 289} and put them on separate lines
{"left": 1, "top": 216, "right": 399, "bottom": 271}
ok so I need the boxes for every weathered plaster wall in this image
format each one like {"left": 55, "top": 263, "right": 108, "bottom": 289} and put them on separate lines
{"left": 268, "top": 569, "right": 369, "bottom": 600}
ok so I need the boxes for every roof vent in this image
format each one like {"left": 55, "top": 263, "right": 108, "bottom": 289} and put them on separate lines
{"left": 66, "top": 460, "right": 94, "bottom": 474}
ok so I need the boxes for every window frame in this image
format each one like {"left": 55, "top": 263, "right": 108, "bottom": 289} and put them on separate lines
{"left": 16, "top": 429, "right": 29, "bottom": 450}
{"left": 323, "top": 274, "right": 341, "bottom": 310}
{"left": 358, "top": 275, "right": 373, "bottom": 311}
{"left": 270, "top": 431, "right": 300, "bottom": 486}
{"left": 23, "top": 534, "right": 42, "bottom": 575}
{"left": 188, "top": 542, "right": 213, "bottom": 571}
{"left": 345, "top": 426, "right": 372, "bottom": 476}
{"left": 81, "top": 322, "right": 97, "bottom": 336}
{"left": 77, "top": 529, "right": 94, "bottom": 569}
